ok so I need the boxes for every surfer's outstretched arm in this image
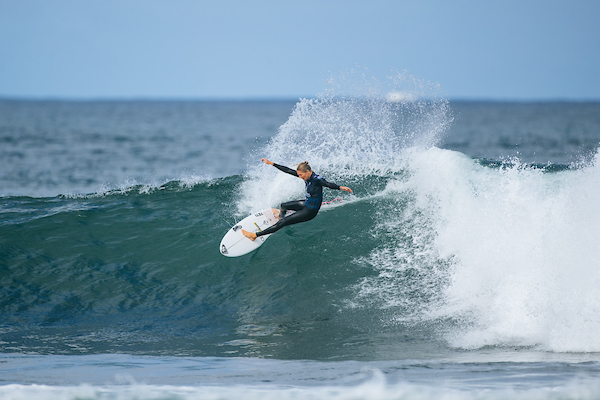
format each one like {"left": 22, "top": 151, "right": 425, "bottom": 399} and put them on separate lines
{"left": 262, "top": 158, "right": 352, "bottom": 192}
{"left": 262, "top": 158, "right": 299, "bottom": 177}
{"left": 320, "top": 178, "right": 353, "bottom": 194}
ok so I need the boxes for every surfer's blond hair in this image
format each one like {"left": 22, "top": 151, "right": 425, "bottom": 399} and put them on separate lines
{"left": 295, "top": 161, "right": 311, "bottom": 172}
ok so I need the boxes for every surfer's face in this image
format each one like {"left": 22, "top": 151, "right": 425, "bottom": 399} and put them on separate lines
{"left": 297, "top": 169, "right": 312, "bottom": 181}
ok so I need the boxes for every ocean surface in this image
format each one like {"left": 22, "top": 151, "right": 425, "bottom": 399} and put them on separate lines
{"left": 1, "top": 89, "right": 600, "bottom": 399}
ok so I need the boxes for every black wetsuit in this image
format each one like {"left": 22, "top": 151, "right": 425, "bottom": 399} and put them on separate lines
{"left": 256, "top": 163, "right": 342, "bottom": 237}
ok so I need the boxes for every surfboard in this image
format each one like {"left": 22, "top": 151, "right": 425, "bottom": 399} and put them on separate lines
{"left": 219, "top": 208, "right": 279, "bottom": 257}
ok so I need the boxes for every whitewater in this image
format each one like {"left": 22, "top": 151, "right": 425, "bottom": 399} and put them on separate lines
{"left": 2, "top": 74, "right": 600, "bottom": 399}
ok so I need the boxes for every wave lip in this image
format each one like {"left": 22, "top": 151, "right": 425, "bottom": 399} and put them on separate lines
{"left": 238, "top": 72, "right": 452, "bottom": 215}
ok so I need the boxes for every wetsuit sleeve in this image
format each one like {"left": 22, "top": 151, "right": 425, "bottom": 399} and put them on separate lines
{"left": 273, "top": 163, "right": 299, "bottom": 177}
{"left": 319, "top": 177, "right": 341, "bottom": 190}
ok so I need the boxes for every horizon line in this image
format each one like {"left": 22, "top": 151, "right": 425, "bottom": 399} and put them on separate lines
{"left": 1, "top": 95, "right": 599, "bottom": 103}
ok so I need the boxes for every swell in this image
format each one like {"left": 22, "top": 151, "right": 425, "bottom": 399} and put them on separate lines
{"left": 1, "top": 179, "right": 233, "bottom": 347}
{"left": 0, "top": 175, "right": 404, "bottom": 358}
{"left": 2, "top": 149, "right": 599, "bottom": 358}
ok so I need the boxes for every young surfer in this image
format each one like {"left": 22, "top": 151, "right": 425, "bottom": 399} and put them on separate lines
{"left": 242, "top": 158, "right": 353, "bottom": 241}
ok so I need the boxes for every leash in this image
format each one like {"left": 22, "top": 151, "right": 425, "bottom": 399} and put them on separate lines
{"left": 322, "top": 197, "right": 342, "bottom": 205}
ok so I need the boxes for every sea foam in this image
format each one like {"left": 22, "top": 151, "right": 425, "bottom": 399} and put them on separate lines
{"left": 399, "top": 148, "right": 600, "bottom": 352}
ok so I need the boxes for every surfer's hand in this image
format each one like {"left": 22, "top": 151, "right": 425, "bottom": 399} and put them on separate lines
{"left": 340, "top": 186, "right": 353, "bottom": 193}
{"left": 261, "top": 158, "right": 274, "bottom": 165}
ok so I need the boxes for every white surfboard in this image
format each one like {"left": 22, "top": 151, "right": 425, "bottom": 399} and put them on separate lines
{"left": 220, "top": 208, "right": 279, "bottom": 257}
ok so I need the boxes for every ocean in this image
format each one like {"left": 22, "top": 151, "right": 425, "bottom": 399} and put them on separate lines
{"left": 1, "top": 91, "right": 600, "bottom": 399}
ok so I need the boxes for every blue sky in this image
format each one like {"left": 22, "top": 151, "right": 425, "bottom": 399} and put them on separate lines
{"left": 1, "top": 0, "right": 598, "bottom": 100}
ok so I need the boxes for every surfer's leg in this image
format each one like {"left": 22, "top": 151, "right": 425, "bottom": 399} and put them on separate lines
{"left": 256, "top": 203, "right": 318, "bottom": 237}
{"left": 242, "top": 229, "right": 257, "bottom": 241}
{"left": 272, "top": 208, "right": 281, "bottom": 220}
{"left": 278, "top": 200, "right": 305, "bottom": 219}
{"left": 242, "top": 201, "right": 307, "bottom": 241}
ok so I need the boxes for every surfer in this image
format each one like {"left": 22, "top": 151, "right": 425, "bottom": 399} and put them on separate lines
{"left": 242, "top": 158, "right": 353, "bottom": 241}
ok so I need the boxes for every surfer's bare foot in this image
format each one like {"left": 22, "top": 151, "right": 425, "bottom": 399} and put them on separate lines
{"left": 241, "top": 229, "right": 257, "bottom": 241}
{"left": 272, "top": 208, "right": 281, "bottom": 220}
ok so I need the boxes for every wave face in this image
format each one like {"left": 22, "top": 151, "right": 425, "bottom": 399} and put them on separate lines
{"left": 2, "top": 80, "right": 600, "bottom": 360}
{"left": 4, "top": 151, "right": 600, "bottom": 359}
